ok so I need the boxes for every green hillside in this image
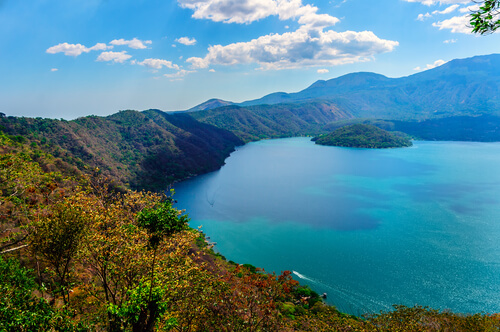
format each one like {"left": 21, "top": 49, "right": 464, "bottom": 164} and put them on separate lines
{"left": 315, "top": 124, "right": 412, "bottom": 148}
{"left": 0, "top": 110, "right": 243, "bottom": 191}
{"left": 1, "top": 131, "right": 499, "bottom": 331}
{"left": 192, "top": 100, "right": 354, "bottom": 142}
{"left": 240, "top": 54, "right": 500, "bottom": 120}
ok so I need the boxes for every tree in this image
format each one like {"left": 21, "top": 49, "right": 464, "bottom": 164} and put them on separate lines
{"left": 0, "top": 256, "right": 87, "bottom": 331}
{"left": 29, "top": 198, "right": 86, "bottom": 305}
{"left": 470, "top": 0, "right": 500, "bottom": 34}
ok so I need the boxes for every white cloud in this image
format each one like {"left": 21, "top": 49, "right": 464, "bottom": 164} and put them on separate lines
{"left": 459, "top": 4, "right": 479, "bottom": 13}
{"left": 96, "top": 51, "right": 132, "bottom": 63}
{"left": 46, "top": 42, "right": 110, "bottom": 56}
{"left": 432, "top": 14, "right": 471, "bottom": 33}
{"left": 187, "top": 27, "right": 398, "bottom": 70}
{"left": 178, "top": 0, "right": 339, "bottom": 28}
{"left": 443, "top": 38, "right": 457, "bottom": 43}
{"left": 417, "top": 4, "right": 459, "bottom": 20}
{"left": 417, "top": 12, "right": 432, "bottom": 21}
{"left": 432, "top": 4, "right": 459, "bottom": 14}
{"left": 414, "top": 59, "right": 447, "bottom": 71}
{"left": 164, "top": 69, "right": 195, "bottom": 79}
{"left": 317, "top": 68, "right": 329, "bottom": 73}
{"left": 209, "top": 69, "right": 216, "bottom": 72}
{"left": 110, "top": 38, "right": 152, "bottom": 49}
{"left": 135, "top": 58, "right": 180, "bottom": 70}
{"left": 179, "top": 0, "right": 277, "bottom": 24}
{"left": 50, "top": 68, "right": 58, "bottom": 72}
{"left": 403, "top": 0, "right": 470, "bottom": 5}
{"left": 176, "top": 37, "right": 197, "bottom": 45}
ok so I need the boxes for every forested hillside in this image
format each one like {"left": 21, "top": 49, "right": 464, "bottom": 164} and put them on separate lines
{"left": 192, "top": 100, "right": 354, "bottom": 142}
{"left": 0, "top": 111, "right": 243, "bottom": 191}
{"left": 2, "top": 132, "right": 499, "bottom": 331}
{"left": 322, "top": 115, "right": 500, "bottom": 142}
{"left": 315, "top": 124, "right": 412, "bottom": 148}
{"left": 238, "top": 54, "right": 500, "bottom": 120}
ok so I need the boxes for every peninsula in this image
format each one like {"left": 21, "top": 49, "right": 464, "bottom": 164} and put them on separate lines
{"left": 314, "top": 124, "right": 413, "bottom": 148}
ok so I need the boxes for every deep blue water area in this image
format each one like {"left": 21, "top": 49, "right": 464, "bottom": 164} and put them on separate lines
{"left": 173, "top": 138, "right": 500, "bottom": 315}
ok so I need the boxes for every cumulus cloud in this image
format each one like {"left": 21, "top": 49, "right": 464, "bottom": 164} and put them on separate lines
{"left": 178, "top": 0, "right": 339, "bottom": 28}
{"left": 209, "top": 69, "right": 216, "bottom": 72}
{"left": 317, "top": 69, "right": 329, "bottom": 73}
{"left": 135, "top": 58, "right": 180, "bottom": 70}
{"left": 186, "top": 27, "right": 398, "bottom": 70}
{"left": 46, "top": 42, "right": 110, "bottom": 56}
{"left": 414, "top": 59, "right": 447, "bottom": 71}
{"left": 50, "top": 68, "right": 58, "bottom": 72}
{"left": 459, "top": 4, "right": 479, "bottom": 13}
{"left": 96, "top": 51, "right": 132, "bottom": 63}
{"left": 432, "top": 14, "right": 471, "bottom": 33}
{"left": 176, "top": 37, "right": 197, "bottom": 45}
{"left": 443, "top": 38, "right": 457, "bottom": 43}
{"left": 110, "top": 38, "right": 152, "bottom": 49}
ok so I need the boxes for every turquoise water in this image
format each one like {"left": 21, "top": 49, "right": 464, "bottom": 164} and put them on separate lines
{"left": 173, "top": 138, "right": 500, "bottom": 315}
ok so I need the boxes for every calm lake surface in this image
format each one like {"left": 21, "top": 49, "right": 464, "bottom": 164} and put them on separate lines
{"left": 173, "top": 138, "right": 500, "bottom": 315}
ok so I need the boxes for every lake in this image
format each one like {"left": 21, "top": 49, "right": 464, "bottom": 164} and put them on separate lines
{"left": 173, "top": 137, "right": 500, "bottom": 316}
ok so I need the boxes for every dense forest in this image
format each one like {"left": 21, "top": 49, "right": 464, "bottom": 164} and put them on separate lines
{"left": 314, "top": 124, "right": 412, "bottom": 149}
{"left": 190, "top": 100, "right": 354, "bottom": 142}
{"left": 2, "top": 89, "right": 500, "bottom": 330}
{"left": 2, "top": 131, "right": 500, "bottom": 331}
{"left": 0, "top": 111, "right": 243, "bottom": 191}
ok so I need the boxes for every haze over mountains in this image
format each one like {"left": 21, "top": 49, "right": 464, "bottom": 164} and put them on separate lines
{"left": 2, "top": 54, "right": 500, "bottom": 191}
{"left": 191, "top": 54, "right": 500, "bottom": 121}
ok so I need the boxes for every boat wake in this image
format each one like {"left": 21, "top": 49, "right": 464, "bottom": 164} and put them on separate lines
{"left": 292, "top": 270, "right": 318, "bottom": 283}
{"left": 292, "top": 270, "right": 391, "bottom": 315}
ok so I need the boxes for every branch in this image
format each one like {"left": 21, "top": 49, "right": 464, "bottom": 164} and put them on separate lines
{"left": 0, "top": 233, "right": 28, "bottom": 251}
{"left": 1, "top": 244, "right": 28, "bottom": 254}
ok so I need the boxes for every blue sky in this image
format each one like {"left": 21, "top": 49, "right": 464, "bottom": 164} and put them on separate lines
{"left": 1, "top": 0, "right": 500, "bottom": 119}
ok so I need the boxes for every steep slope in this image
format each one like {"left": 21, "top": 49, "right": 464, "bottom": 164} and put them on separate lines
{"left": 191, "top": 100, "right": 354, "bottom": 142}
{"left": 0, "top": 111, "right": 243, "bottom": 191}
{"left": 240, "top": 54, "right": 500, "bottom": 120}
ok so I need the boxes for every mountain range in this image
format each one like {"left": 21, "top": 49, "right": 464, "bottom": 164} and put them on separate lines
{"left": 3, "top": 54, "right": 500, "bottom": 192}
{"left": 190, "top": 53, "right": 500, "bottom": 121}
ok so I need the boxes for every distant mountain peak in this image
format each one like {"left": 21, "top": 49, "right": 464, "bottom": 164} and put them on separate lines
{"left": 237, "top": 54, "right": 500, "bottom": 120}
{"left": 187, "top": 98, "right": 234, "bottom": 112}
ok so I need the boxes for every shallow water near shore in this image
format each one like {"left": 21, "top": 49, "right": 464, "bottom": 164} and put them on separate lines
{"left": 173, "top": 137, "right": 500, "bottom": 315}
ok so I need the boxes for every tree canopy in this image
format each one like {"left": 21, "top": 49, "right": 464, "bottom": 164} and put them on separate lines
{"left": 470, "top": 0, "right": 500, "bottom": 34}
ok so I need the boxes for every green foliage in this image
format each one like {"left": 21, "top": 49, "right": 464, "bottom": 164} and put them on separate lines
{"left": 137, "top": 197, "right": 189, "bottom": 248}
{"left": 0, "top": 111, "right": 243, "bottom": 192}
{"left": 29, "top": 201, "right": 86, "bottom": 304}
{"left": 2, "top": 113, "right": 500, "bottom": 332}
{"left": 191, "top": 100, "right": 354, "bottom": 142}
{"left": 242, "top": 263, "right": 257, "bottom": 274}
{"left": 471, "top": 0, "right": 500, "bottom": 34}
{"left": 107, "top": 279, "right": 171, "bottom": 331}
{"left": 0, "top": 257, "right": 86, "bottom": 331}
{"left": 315, "top": 124, "right": 412, "bottom": 148}
{"left": 0, "top": 256, "right": 53, "bottom": 330}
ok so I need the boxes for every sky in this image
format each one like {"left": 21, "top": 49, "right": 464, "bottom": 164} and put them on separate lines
{"left": 1, "top": 0, "right": 500, "bottom": 119}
